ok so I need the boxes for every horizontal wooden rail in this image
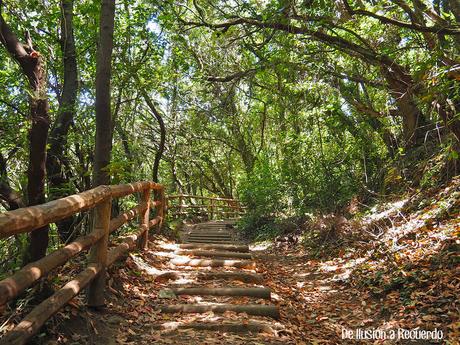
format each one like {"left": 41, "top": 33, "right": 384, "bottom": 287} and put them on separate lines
{"left": 0, "top": 181, "right": 165, "bottom": 345}
{"left": 166, "top": 194, "right": 245, "bottom": 220}
{"left": 168, "top": 194, "right": 238, "bottom": 202}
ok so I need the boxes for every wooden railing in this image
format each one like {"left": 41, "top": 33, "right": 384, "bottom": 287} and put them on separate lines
{"left": 0, "top": 181, "right": 165, "bottom": 345}
{"left": 166, "top": 194, "right": 245, "bottom": 220}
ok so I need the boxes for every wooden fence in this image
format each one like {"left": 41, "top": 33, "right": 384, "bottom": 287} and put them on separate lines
{"left": 0, "top": 181, "right": 165, "bottom": 345}
{"left": 166, "top": 194, "right": 245, "bottom": 220}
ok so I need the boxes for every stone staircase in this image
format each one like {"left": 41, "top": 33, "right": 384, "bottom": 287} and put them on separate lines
{"left": 156, "top": 220, "right": 281, "bottom": 334}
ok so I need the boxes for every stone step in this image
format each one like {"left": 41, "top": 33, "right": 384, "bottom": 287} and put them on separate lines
{"left": 185, "top": 239, "right": 237, "bottom": 244}
{"left": 187, "top": 234, "right": 233, "bottom": 238}
{"left": 170, "top": 257, "right": 255, "bottom": 269}
{"left": 187, "top": 237, "right": 233, "bottom": 241}
{"left": 160, "top": 303, "right": 280, "bottom": 319}
{"left": 154, "top": 271, "right": 263, "bottom": 284}
{"left": 178, "top": 243, "right": 249, "bottom": 252}
{"left": 175, "top": 249, "right": 252, "bottom": 259}
{"left": 197, "top": 271, "right": 263, "bottom": 283}
{"left": 186, "top": 235, "right": 234, "bottom": 239}
{"left": 194, "top": 230, "right": 229, "bottom": 232}
{"left": 165, "top": 287, "right": 271, "bottom": 299}
{"left": 152, "top": 320, "right": 283, "bottom": 334}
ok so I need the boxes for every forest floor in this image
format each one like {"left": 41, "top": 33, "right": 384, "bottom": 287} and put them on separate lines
{"left": 26, "top": 238, "right": 380, "bottom": 345}
{"left": 1, "top": 179, "right": 459, "bottom": 344}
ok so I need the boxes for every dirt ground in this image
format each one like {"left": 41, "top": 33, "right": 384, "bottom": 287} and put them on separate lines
{"left": 26, "top": 230, "right": 454, "bottom": 345}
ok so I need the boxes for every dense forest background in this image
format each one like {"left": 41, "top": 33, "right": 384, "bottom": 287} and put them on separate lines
{"left": 1, "top": 1, "right": 459, "bottom": 343}
{"left": 1, "top": 0, "right": 459, "bottom": 262}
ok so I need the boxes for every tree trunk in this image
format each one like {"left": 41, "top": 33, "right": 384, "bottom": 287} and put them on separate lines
{"left": 93, "top": 0, "right": 115, "bottom": 187}
{"left": 0, "top": 13, "right": 51, "bottom": 264}
{"left": 381, "top": 66, "right": 429, "bottom": 147}
{"left": 46, "top": 0, "right": 79, "bottom": 242}
{"left": 24, "top": 67, "right": 50, "bottom": 263}
{"left": 87, "top": 0, "right": 115, "bottom": 308}
{"left": 140, "top": 89, "right": 166, "bottom": 183}
{"left": 171, "top": 157, "right": 184, "bottom": 193}
{"left": 203, "top": 157, "right": 232, "bottom": 197}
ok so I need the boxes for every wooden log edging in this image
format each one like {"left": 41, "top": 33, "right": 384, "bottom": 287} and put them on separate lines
{"left": 152, "top": 320, "right": 284, "bottom": 334}
{"left": 178, "top": 243, "right": 249, "bottom": 252}
{"left": 187, "top": 234, "right": 232, "bottom": 238}
{"left": 170, "top": 258, "right": 256, "bottom": 269}
{"left": 160, "top": 304, "right": 280, "bottom": 319}
{"left": 175, "top": 250, "right": 252, "bottom": 259}
{"left": 185, "top": 239, "right": 237, "bottom": 244}
{"left": 169, "top": 287, "right": 271, "bottom": 299}
{"left": 196, "top": 271, "right": 263, "bottom": 283}
{"left": 154, "top": 271, "right": 264, "bottom": 284}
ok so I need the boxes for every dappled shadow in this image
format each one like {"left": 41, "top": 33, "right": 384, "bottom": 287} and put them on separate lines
{"left": 39, "top": 235, "right": 290, "bottom": 344}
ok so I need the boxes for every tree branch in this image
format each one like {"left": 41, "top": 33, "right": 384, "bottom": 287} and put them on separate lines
{"left": 341, "top": 0, "right": 460, "bottom": 35}
{"left": 0, "top": 13, "right": 28, "bottom": 59}
{"left": 204, "top": 68, "right": 257, "bottom": 82}
{"left": 182, "top": 16, "right": 396, "bottom": 67}
{"left": 0, "top": 98, "right": 27, "bottom": 117}
{"left": 139, "top": 88, "right": 166, "bottom": 183}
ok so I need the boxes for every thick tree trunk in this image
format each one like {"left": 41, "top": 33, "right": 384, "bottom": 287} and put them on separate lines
{"left": 93, "top": 0, "right": 115, "bottom": 187}
{"left": 0, "top": 13, "right": 50, "bottom": 263}
{"left": 199, "top": 16, "right": 436, "bottom": 148}
{"left": 87, "top": 0, "right": 115, "bottom": 308}
{"left": 335, "top": 80, "right": 399, "bottom": 156}
{"left": 26, "top": 94, "right": 50, "bottom": 262}
{"left": 46, "top": 0, "right": 79, "bottom": 242}
{"left": 381, "top": 66, "right": 429, "bottom": 147}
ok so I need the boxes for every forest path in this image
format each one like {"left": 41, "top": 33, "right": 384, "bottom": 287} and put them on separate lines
{"left": 49, "top": 222, "right": 375, "bottom": 344}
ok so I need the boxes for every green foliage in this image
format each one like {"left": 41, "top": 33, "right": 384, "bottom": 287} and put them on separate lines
{"left": 238, "top": 214, "right": 281, "bottom": 241}
{"left": 1, "top": 0, "right": 460, "bottom": 273}
{"left": 239, "top": 156, "right": 285, "bottom": 217}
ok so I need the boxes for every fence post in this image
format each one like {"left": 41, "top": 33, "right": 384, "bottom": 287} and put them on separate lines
{"left": 87, "top": 194, "right": 112, "bottom": 308}
{"left": 138, "top": 186, "right": 151, "bottom": 250}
